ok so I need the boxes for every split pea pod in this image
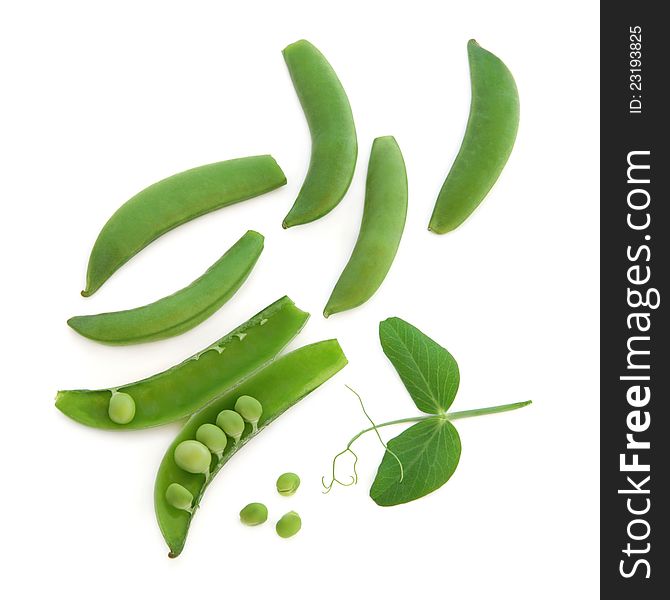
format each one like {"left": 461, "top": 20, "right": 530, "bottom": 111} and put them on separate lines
{"left": 82, "top": 155, "right": 286, "bottom": 296}
{"left": 282, "top": 39, "right": 357, "bottom": 228}
{"left": 55, "top": 296, "right": 308, "bottom": 429}
{"left": 324, "top": 136, "right": 407, "bottom": 318}
{"left": 68, "top": 230, "right": 264, "bottom": 345}
{"left": 429, "top": 40, "right": 519, "bottom": 234}
{"left": 155, "top": 339, "right": 348, "bottom": 557}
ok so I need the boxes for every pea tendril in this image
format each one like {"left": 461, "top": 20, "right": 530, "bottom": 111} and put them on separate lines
{"left": 322, "top": 385, "right": 406, "bottom": 493}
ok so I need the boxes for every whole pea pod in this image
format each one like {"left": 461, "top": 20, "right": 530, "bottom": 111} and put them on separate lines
{"left": 155, "top": 339, "right": 348, "bottom": 557}
{"left": 68, "top": 230, "right": 264, "bottom": 345}
{"left": 324, "top": 136, "right": 407, "bottom": 317}
{"left": 282, "top": 39, "right": 357, "bottom": 228}
{"left": 429, "top": 40, "right": 519, "bottom": 234}
{"left": 55, "top": 296, "right": 308, "bottom": 429}
{"left": 82, "top": 155, "right": 286, "bottom": 296}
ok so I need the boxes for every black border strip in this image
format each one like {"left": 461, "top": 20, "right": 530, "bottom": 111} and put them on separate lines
{"left": 601, "top": 4, "right": 668, "bottom": 595}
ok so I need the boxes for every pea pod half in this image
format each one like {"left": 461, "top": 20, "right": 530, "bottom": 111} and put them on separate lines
{"left": 155, "top": 339, "right": 348, "bottom": 557}
{"left": 429, "top": 40, "right": 519, "bottom": 233}
{"left": 282, "top": 39, "right": 357, "bottom": 228}
{"left": 55, "top": 296, "right": 308, "bottom": 429}
{"left": 324, "top": 136, "right": 407, "bottom": 317}
{"left": 68, "top": 230, "right": 264, "bottom": 345}
{"left": 82, "top": 155, "right": 286, "bottom": 296}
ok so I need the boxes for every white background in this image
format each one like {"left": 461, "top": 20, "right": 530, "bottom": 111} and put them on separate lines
{"left": 0, "top": 1, "right": 599, "bottom": 598}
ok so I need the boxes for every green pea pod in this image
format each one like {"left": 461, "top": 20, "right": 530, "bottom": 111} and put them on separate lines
{"left": 68, "top": 230, "right": 264, "bottom": 345}
{"left": 55, "top": 296, "right": 308, "bottom": 429}
{"left": 324, "top": 136, "right": 407, "bottom": 317}
{"left": 282, "top": 40, "right": 357, "bottom": 228}
{"left": 429, "top": 40, "right": 519, "bottom": 234}
{"left": 155, "top": 339, "right": 348, "bottom": 557}
{"left": 82, "top": 155, "right": 286, "bottom": 296}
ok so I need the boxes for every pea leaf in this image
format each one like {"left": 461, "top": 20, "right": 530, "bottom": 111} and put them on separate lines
{"left": 379, "top": 317, "right": 459, "bottom": 414}
{"left": 370, "top": 417, "right": 461, "bottom": 506}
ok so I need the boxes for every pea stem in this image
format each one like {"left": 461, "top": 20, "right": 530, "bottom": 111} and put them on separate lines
{"left": 444, "top": 400, "right": 532, "bottom": 420}
{"left": 345, "top": 400, "right": 532, "bottom": 447}
{"left": 323, "top": 397, "right": 532, "bottom": 493}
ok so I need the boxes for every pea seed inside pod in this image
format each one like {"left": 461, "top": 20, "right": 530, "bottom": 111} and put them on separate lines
{"left": 216, "top": 410, "right": 245, "bottom": 444}
{"left": 234, "top": 395, "right": 263, "bottom": 433}
{"left": 174, "top": 440, "right": 211, "bottom": 477}
{"left": 239, "top": 502, "right": 268, "bottom": 526}
{"left": 195, "top": 423, "right": 227, "bottom": 459}
{"left": 276, "top": 472, "right": 300, "bottom": 496}
{"left": 165, "top": 483, "right": 193, "bottom": 513}
{"left": 108, "top": 391, "right": 136, "bottom": 424}
{"left": 276, "top": 511, "right": 301, "bottom": 538}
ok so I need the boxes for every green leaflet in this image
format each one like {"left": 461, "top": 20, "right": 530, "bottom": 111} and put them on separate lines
{"left": 370, "top": 417, "right": 461, "bottom": 506}
{"left": 379, "top": 317, "right": 459, "bottom": 414}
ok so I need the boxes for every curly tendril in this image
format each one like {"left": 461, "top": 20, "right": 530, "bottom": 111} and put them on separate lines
{"left": 322, "top": 385, "right": 404, "bottom": 493}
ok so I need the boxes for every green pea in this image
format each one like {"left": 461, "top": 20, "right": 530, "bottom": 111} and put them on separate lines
{"left": 276, "top": 511, "right": 301, "bottom": 538}
{"left": 108, "top": 391, "right": 136, "bottom": 424}
{"left": 239, "top": 502, "right": 268, "bottom": 526}
{"left": 196, "top": 423, "right": 227, "bottom": 459}
{"left": 165, "top": 483, "right": 193, "bottom": 513}
{"left": 216, "top": 410, "right": 245, "bottom": 444}
{"left": 276, "top": 472, "right": 300, "bottom": 496}
{"left": 174, "top": 440, "right": 211, "bottom": 477}
{"left": 234, "top": 395, "right": 263, "bottom": 433}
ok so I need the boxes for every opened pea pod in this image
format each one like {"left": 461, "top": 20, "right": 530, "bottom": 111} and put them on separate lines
{"left": 55, "top": 296, "right": 308, "bottom": 429}
{"left": 155, "top": 339, "right": 348, "bottom": 557}
{"left": 82, "top": 155, "right": 286, "bottom": 296}
{"left": 68, "top": 230, "right": 264, "bottom": 345}
{"left": 429, "top": 40, "right": 519, "bottom": 233}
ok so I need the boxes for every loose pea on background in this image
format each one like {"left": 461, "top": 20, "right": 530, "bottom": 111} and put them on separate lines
{"left": 239, "top": 503, "right": 268, "bottom": 526}
{"left": 276, "top": 472, "right": 301, "bottom": 496}
{"left": 276, "top": 511, "right": 302, "bottom": 539}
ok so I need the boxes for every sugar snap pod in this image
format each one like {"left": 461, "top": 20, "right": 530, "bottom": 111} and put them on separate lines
{"left": 55, "top": 297, "right": 308, "bottom": 429}
{"left": 82, "top": 155, "right": 286, "bottom": 296}
{"left": 69, "top": 230, "right": 264, "bottom": 345}
{"left": 429, "top": 40, "right": 519, "bottom": 234}
{"left": 155, "top": 339, "right": 348, "bottom": 557}
{"left": 324, "top": 136, "right": 407, "bottom": 317}
{"left": 282, "top": 39, "right": 357, "bottom": 228}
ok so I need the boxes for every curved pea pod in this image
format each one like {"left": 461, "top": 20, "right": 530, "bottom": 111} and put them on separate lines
{"left": 82, "top": 155, "right": 286, "bottom": 296}
{"left": 324, "top": 136, "right": 407, "bottom": 317}
{"left": 282, "top": 39, "right": 357, "bottom": 228}
{"left": 429, "top": 40, "right": 519, "bottom": 234}
{"left": 68, "top": 230, "right": 264, "bottom": 345}
{"left": 55, "top": 296, "right": 308, "bottom": 429}
{"left": 155, "top": 339, "right": 348, "bottom": 557}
